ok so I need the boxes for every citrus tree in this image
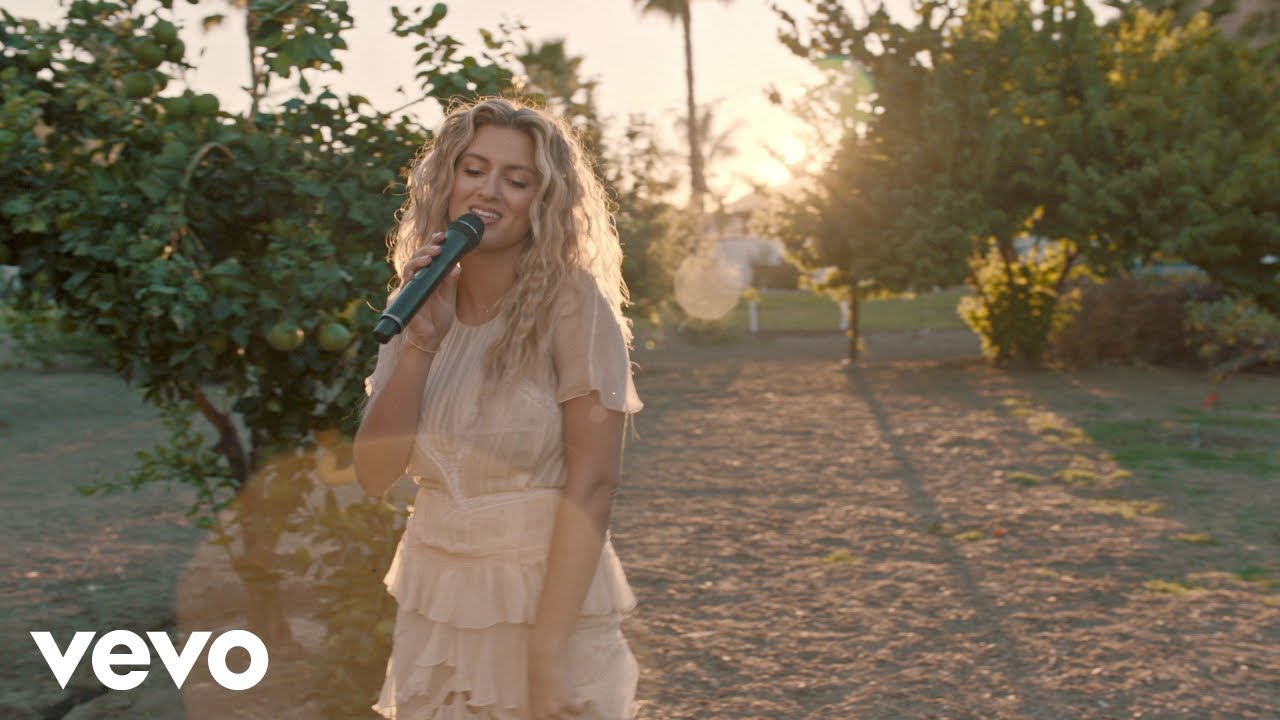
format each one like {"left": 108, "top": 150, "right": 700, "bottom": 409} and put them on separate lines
{"left": 1, "top": 1, "right": 518, "bottom": 713}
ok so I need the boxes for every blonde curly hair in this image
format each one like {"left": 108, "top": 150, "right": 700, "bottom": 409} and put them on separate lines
{"left": 387, "top": 97, "right": 631, "bottom": 381}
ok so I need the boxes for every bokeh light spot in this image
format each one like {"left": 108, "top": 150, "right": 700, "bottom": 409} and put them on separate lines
{"left": 674, "top": 252, "right": 748, "bottom": 321}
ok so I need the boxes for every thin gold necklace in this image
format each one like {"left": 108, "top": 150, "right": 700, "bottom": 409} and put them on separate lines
{"left": 464, "top": 290, "right": 505, "bottom": 320}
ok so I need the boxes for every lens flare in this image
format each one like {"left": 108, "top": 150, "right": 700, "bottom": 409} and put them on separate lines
{"left": 674, "top": 252, "right": 748, "bottom": 321}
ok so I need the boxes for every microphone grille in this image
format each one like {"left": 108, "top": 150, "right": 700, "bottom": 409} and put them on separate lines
{"left": 453, "top": 213, "right": 485, "bottom": 243}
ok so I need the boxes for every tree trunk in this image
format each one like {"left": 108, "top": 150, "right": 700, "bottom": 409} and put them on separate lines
{"left": 847, "top": 284, "right": 861, "bottom": 364}
{"left": 246, "top": 9, "right": 262, "bottom": 121}
{"left": 234, "top": 479, "right": 296, "bottom": 651}
{"left": 192, "top": 390, "right": 295, "bottom": 649}
{"left": 680, "top": 4, "right": 707, "bottom": 214}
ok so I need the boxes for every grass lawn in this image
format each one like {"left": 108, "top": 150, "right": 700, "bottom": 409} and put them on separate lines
{"left": 1082, "top": 408, "right": 1280, "bottom": 484}
{"left": 633, "top": 287, "right": 972, "bottom": 333}
{"left": 860, "top": 287, "right": 971, "bottom": 331}
{"left": 1000, "top": 368, "right": 1280, "bottom": 592}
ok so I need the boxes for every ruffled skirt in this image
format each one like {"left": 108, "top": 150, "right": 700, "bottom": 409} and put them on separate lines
{"left": 373, "top": 488, "right": 638, "bottom": 719}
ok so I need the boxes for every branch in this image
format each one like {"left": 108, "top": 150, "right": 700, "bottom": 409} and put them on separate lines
{"left": 246, "top": 8, "right": 263, "bottom": 120}
{"left": 192, "top": 387, "right": 252, "bottom": 488}
{"left": 1053, "top": 246, "right": 1080, "bottom": 295}
{"left": 386, "top": 91, "right": 434, "bottom": 116}
{"left": 177, "top": 141, "right": 236, "bottom": 257}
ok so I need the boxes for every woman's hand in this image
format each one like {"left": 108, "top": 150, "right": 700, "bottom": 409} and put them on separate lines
{"left": 399, "top": 231, "right": 459, "bottom": 352}
{"left": 528, "top": 646, "right": 586, "bottom": 719}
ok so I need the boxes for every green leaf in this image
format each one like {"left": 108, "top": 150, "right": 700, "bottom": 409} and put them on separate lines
{"left": 137, "top": 177, "right": 170, "bottom": 202}
{"left": 2, "top": 196, "right": 33, "bottom": 216}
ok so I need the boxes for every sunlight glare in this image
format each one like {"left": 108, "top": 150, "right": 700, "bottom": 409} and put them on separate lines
{"left": 750, "top": 133, "right": 806, "bottom": 187}
{"left": 674, "top": 252, "right": 747, "bottom": 321}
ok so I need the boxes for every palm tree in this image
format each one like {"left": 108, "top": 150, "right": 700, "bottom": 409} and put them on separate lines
{"left": 675, "top": 102, "right": 743, "bottom": 232}
{"left": 633, "top": 0, "right": 732, "bottom": 213}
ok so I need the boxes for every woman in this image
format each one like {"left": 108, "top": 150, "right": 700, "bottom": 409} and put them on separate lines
{"left": 353, "top": 98, "right": 642, "bottom": 720}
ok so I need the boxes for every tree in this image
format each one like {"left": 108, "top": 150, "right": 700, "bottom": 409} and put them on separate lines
{"left": 677, "top": 102, "right": 743, "bottom": 233}
{"left": 770, "top": 0, "right": 969, "bottom": 361}
{"left": 1079, "top": 6, "right": 1280, "bottom": 314}
{"left": 775, "top": 0, "right": 1277, "bottom": 365}
{"left": 632, "top": 0, "right": 735, "bottom": 213}
{"left": 516, "top": 37, "right": 605, "bottom": 158}
{"left": 515, "top": 35, "right": 703, "bottom": 320}
{"left": 0, "top": 1, "right": 519, "bottom": 713}
{"left": 606, "top": 115, "right": 699, "bottom": 318}
{"left": 777, "top": 0, "right": 1131, "bottom": 364}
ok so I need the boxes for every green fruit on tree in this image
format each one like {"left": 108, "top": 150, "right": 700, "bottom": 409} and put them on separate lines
{"left": 316, "top": 322, "right": 353, "bottom": 352}
{"left": 153, "top": 20, "right": 178, "bottom": 46}
{"left": 266, "top": 321, "right": 304, "bottom": 352}
{"left": 165, "top": 95, "right": 193, "bottom": 119}
{"left": 122, "top": 72, "right": 154, "bottom": 99}
{"left": 134, "top": 40, "right": 165, "bottom": 69}
{"left": 165, "top": 39, "right": 185, "bottom": 63}
{"left": 192, "top": 93, "right": 219, "bottom": 117}
{"left": 26, "top": 48, "right": 52, "bottom": 69}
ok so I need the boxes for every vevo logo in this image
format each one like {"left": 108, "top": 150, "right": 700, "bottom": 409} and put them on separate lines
{"left": 31, "top": 630, "right": 268, "bottom": 691}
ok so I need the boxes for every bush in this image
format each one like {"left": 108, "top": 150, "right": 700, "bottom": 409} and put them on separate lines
{"left": 1186, "top": 296, "right": 1280, "bottom": 377}
{"left": 1049, "top": 275, "right": 1222, "bottom": 369}
{"left": 0, "top": 292, "right": 114, "bottom": 370}
{"left": 958, "top": 245, "right": 1077, "bottom": 367}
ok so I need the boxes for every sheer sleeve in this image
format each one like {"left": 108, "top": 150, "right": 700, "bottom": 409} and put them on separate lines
{"left": 364, "top": 289, "right": 405, "bottom": 399}
{"left": 552, "top": 273, "right": 643, "bottom": 414}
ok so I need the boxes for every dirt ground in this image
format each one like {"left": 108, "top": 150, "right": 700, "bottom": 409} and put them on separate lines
{"left": 2, "top": 328, "right": 1278, "bottom": 719}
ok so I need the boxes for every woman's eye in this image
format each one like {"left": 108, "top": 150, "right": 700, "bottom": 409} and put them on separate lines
{"left": 462, "top": 168, "right": 483, "bottom": 177}
{"left": 507, "top": 178, "right": 528, "bottom": 189}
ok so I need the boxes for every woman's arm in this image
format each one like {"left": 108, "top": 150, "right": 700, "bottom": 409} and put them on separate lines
{"left": 354, "top": 234, "right": 458, "bottom": 496}
{"left": 353, "top": 342, "right": 436, "bottom": 496}
{"left": 530, "top": 390, "right": 626, "bottom": 658}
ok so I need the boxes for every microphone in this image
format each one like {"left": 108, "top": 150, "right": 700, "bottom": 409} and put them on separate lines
{"left": 372, "top": 213, "right": 485, "bottom": 344}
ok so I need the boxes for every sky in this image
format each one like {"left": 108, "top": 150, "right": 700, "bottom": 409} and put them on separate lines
{"left": 1, "top": 0, "right": 913, "bottom": 200}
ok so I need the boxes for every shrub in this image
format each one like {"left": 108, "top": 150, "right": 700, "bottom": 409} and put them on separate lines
{"left": 958, "top": 244, "right": 1078, "bottom": 367}
{"left": 1049, "top": 275, "right": 1221, "bottom": 368}
{"left": 1186, "top": 296, "right": 1280, "bottom": 377}
{"left": 0, "top": 292, "right": 114, "bottom": 370}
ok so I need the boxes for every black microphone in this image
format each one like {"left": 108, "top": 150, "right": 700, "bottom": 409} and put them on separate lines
{"left": 372, "top": 213, "right": 485, "bottom": 344}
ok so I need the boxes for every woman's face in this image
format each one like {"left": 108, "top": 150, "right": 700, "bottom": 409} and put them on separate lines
{"left": 448, "top": 125, "right": 538, "bottom": 255}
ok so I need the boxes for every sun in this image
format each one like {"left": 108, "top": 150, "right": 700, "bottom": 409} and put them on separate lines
{"left": 749, "top": 133, "right": 807, "bottom": 188}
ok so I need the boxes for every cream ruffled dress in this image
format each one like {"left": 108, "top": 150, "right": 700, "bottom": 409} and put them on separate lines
{"left": 365, "top": 273, "right": 642, "bottom": 720}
